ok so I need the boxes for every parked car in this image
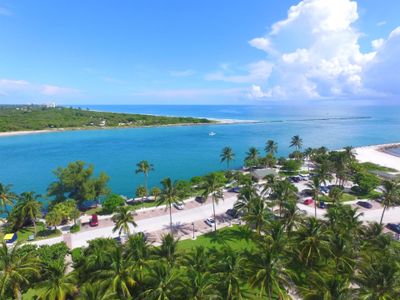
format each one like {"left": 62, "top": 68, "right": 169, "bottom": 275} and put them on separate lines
{"left": 301, "top": 189, "right": 313, "bottom": 197}
{"left": 228, "top": 187, "right": 241, "bottom": 193}
{"left": 205, "top": 217, "right": 215, "bottom": 227}
{"left": 318, "top": 201, "right": 326, "bottom": 209}
{"left": 303, "top": 198, "right": 314, "bottom": 205}
{"left": 89, "top": 214, "right": 99, "bottom": 227}
{"left": 226, "top": 208, "right": 239, "bottom": 218}
{"left": 386, "top": 223, "right": 400, "bottom": 234}
{"left": 173, "top": 202, "right": 184, "bottom": 210}
{"left": 195, "top": 196, "right": 206, "bottom": 204}
{"left": 357, "top": 201, "right": 372, "bottom": 209}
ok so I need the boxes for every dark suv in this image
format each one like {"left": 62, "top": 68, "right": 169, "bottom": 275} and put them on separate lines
{"left": 386, "top": 223, "right": 400, "bottom": 234}
{"left": 357, "top": 201, "right": 372, "bottom": 209}
{"left": 195, "top": 196, "right": 206, "bottom": 204}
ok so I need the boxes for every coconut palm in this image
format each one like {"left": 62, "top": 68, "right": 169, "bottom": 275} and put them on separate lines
{"left": 94, "top": 247, "right": 136, "bottom": 299}
{"left": 265, "top": 140, "right": 278, "bottom": 155}
{"left": 112, "top": 206, "right": 137, "bottom": 238}
{"left": 220, "top": 146, "right": 235, "bottom": 170}
{"left": 141, "top": 262, "right": 183, "bottom": 299}
{"left": 135, "top": 160, "right": 154, "bottom": 198}
{"left": 295, "top": 217, "right": 329, "bottom": 267}
{"left": 379, "top": 179, "right": 400, "bottom": 224}
{"left": 156, "top": 233, "right": 179, "bottom": 265}
{"left": 242, "top": 195, "right": 271, "bottom": 235}
{"left": 214, "top": 246, "right": 246, "bottom": 300}
{"left": 77, "top": 283, "right": 116, "bottom": 300}
{"left": 282, "top": 199, "right": 304, "bottom": 234}
{"left": 124, "top": 232, "right": 152, "bottom": 282}
{"left": 273, "top": 179, "right": 298, "bottom": 217}
{"left": 39, "top": 260, "right": 77, "bottom": 300}
{"left": 0, "top": 241, "right": 40, "bottom": 300}
{"left": 244, "top": 242, "right": 291, "bottom": 299}
{"left": 186, "top": 269, "right": 220, "bottom": 300}
{"left": 201, "top": 173, "right": 224, "bottom": 232}
{"left": 355, "top": 252, "right": 400, "bottom": 299}
{"left": 316, "top": 159, "right": 333, "bottom": 187}
{"left": 150, "top": 186, "right": 161, "bottom": 201}
{"left": 156, "top": 177, "right": 180, "bottom": 234}
{"left": 0, "top": 182, "right": 15, "bottom": 216}
{"left": 244, "top": 147, "right": 260, "bottom": 171}
{"left": 45, "top": 209, "right": 62, "bottom": 230}
{"left": 307, "top": 176, "right": 321, "bottom": 218}
{"left": 19, "top": 191, "right": 42, "bottom": 236}
{"left": 290, "top": 135, "right": 303, "bottom": 150}
{"left": 328, "top": 186, "right": 343, "bottom": 206}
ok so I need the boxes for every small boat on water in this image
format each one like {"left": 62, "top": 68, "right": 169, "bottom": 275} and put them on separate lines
{"left": 208, "top": 131, "right": 216, "bottom": 136}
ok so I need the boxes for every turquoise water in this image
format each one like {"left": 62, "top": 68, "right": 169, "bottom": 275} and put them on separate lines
{"left": 1, "top": 104, "right": 400, "bottom": 198}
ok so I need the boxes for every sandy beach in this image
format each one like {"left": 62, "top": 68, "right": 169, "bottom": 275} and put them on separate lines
{"left": 355, "top": 142, "right": 400, "bottom": 172}
{"left": 0, "top": 118, "right": 260, "bottom": 138}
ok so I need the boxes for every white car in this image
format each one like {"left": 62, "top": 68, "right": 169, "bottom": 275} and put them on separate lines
{"left": 205, "top": 217, "right": 215, "bottom": 227}
{"left": 173, "top": 202, "right": 184, "bottom": 210}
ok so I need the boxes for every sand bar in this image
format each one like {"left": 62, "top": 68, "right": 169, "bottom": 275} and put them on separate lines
{"left": 355, "top": 143, "right": 400, "bottom": 172}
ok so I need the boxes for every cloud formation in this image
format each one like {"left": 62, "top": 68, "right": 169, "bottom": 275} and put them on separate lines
{"left": 0, "top": 79, "right": 80, "bottom": 98}
{"left": 224, "top": 0, "right": 400, "bottom": 101}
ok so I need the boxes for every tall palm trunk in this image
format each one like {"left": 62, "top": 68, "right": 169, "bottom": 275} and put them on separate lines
{"left": 212, "top": 197, "right": 217, "bottom": 232}
{"left": 380, "top": 205, "right": 387, "bottom": 225}
{"left": 33, "top": 219, "right": 37, "bottom": 236}
{"left": 169, "top": 203, "right": 173, "bottom": 234}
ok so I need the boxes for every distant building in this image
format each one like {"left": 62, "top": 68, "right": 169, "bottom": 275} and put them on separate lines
{"left": 46, "top": 102, "right": 56, "bottom": 108}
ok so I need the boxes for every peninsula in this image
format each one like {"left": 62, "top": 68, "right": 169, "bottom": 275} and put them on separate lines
{"left": 0, "top": 105, "right": 214, "bottom": 134}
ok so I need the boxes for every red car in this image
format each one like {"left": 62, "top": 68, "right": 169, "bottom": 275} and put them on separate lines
{"left": 89, "top": 214, "right": 99, "bottom": 227}
{"left": 303, "top": 198, "right": 314, "bottom": 205}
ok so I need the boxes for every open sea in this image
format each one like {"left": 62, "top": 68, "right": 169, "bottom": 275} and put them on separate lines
{"left": 1, "top": 104, "right": 400, "bottom": 198}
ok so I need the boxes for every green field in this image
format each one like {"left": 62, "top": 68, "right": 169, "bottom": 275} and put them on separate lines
{"left": 178, "top": 225, "right": 256, "bottom": 251}
{"left": 0, "top": 105, "right": 213, "bottom": 132}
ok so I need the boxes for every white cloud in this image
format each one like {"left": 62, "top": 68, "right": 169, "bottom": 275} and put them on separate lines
{"left": 0, "top": 6, "right": 12, "bottom": 16}
{"left": 205, "top": 60, "right": 273, "bottom": 83}
{"left": 132, "top": 87, "right": 246, "bottom": 99}
{"left": 376, "top": 20, "right": 387, "bottom": 27}
{"left": 233, "top": 0, "right": 400, "bottom": 100}
{"left": 41, "top": 85, "right": 79, "bottom": 96}
{"left": 0, "top": 78, "right": 80, "bottom": 98}
{"left": 170, "top": 69, "right": 195, "bottom": 77}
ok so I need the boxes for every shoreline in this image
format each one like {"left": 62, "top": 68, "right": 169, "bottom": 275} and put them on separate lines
{"left": 0, "top": 118, "right": 260, "bottom": 138}
{"left": 354, "top": 142, "right": 400, "bottom": 172}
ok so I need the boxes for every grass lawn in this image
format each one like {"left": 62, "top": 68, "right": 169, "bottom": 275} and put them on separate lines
{"left": 1, "top": 222, "right": 61, "bottom": 243}
{"left": 320, "top": 192, "right": 357, "bottom": 203}
{"left": 178, "top": 225, "right": 256, "bottom": 252}
{"left": 360, "top": 162, "right": 398, "bottom": 173}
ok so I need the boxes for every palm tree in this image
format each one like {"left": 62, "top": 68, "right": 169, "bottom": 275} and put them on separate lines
{"left": 242, "top": 195, "right": 271, "bottom": 235}
{"left": 45, "top": 209, "right": 62, "bottom": 231}
{"left": 156, "top": 177, "right": 180, "bottom": 234}
{"left": 244, "top": 147, "right": 260, "bottom": 171}
{"left": 295, "top": 217, "right": 329, "bottom": 267}
{"left": 201, "top": 173, "right": 224, "bottom": 232}
{"left": 316, "top": 159, "right": 333, "bottom": 187}
{"left": 307, "top": 176, "right": 321, "bottom": 218}
{"left": 273, "top": 179, "right": 298, "bottom": 217}
{"left": 112, "top": 206, "right": 137, "bottom": 238}
{"left": 0, "top": 241, "right": 40, "bottom": 300}
{"left": 290, "top": 135, "right": 303, "bottom": 150}
{"left": 328, "top": 186, "right": 343, "bottom": 206}
{"left": 39, "top": 260, "right": 77, "bottom": 300}
{"left": 220, "top": 146, "right": 235, "bottom": 170}
{"left": 379, "top": 180, "right": 400, "bottom": 224}
{"left": 355, "top": 252, "right": 400, "bottom": 299}
{"left": 265, "top": 140, "right": 278, "bottom": 155}
{"left": 141, "top": 262, "right": 183, "bottom": 299}
{"left": 156, "top": 233, "right": 179, "bottom": 265}
{"left": 186, "top": 269, "right": 220, "bottom": 300}
{"left": 135, "top": 160, "right": 154, "bottom": 198}
{"left": 94, "top": 247, "right": 136, "bottom": 299}
{"left": 19, "top": 191, "right": 42, "bottom": 236}
{"left": 124, "top": 232, "right": 152, "bottom": 282}
{"left": 0, "top": 182, "right": 15, "bottom": 216}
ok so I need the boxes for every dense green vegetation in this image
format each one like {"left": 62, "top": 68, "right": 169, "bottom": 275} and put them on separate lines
{"left": 1, "top": 135, "right": 400, "bottom": 299}
{"left": 0, "top": 105, "right": 212, "bottom": 132}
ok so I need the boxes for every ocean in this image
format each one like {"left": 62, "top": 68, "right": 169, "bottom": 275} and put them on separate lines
{"left": 1, "top": 104, "right": 400, "bottom": 198}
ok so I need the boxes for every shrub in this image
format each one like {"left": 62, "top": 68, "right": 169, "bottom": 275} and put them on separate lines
{"left": 102, "top": 194, "right": 125, "bottom": 214}
{"left": 281, "top": 159, "right": 302, "bottom": 173}
{"left": 70, "top": 224, "right": 80, "bottom": 233}
{"left": 354, "top": 172, "right": 380, "bottom": 195}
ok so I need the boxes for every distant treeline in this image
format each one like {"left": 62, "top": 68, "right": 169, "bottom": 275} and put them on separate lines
{"left": 0, "top": 105, "right": 212, "bottom": 132}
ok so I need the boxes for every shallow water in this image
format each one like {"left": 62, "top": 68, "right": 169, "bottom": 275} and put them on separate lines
{"left": 1, "top": 104, "right": 400, "bottom": 197}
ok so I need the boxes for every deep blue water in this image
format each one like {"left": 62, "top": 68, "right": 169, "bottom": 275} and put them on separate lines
{"left": 1, "top": 104, "right": 400, "bottom": 198}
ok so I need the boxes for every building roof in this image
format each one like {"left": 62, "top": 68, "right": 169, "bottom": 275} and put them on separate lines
{"left": 251, "top": 168, "right": 278, "bottom": 180}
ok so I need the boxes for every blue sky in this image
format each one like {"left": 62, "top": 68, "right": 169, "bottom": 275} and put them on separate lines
{"left": 1, "top": 0, "right": 400, "bottom": 105}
